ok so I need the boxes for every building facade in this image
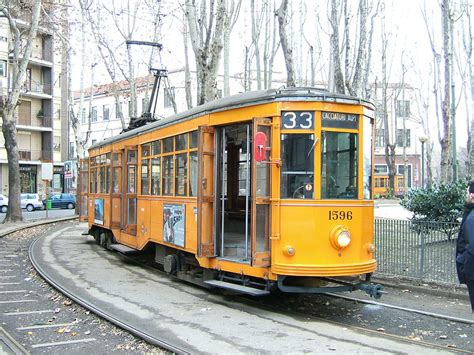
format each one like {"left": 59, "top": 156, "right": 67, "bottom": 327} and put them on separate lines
{"left": 0, "top": 14, "right": 67, "bottom": 197}
{"left": 371, "top": 84, "right": 425, "bottom": 196}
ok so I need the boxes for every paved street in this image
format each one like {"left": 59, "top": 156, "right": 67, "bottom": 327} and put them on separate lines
{"left": 0, "top": 209, "right": 76, "bottom": 224}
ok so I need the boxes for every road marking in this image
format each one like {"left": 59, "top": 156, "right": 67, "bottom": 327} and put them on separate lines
{"left": 3, "top": 255, "right": 19, "bottom": 258}
{"left": 0, "top": 269, "right": 13, "bottom": 273}
{"left": 0, "top": 300, "right": 37, "bottom": 304}
{"left": 18, "top": 323, "right": 73, "bottom": 330}
{"left": 0, "top": 282, "right": 20, "bottom": 286}
{"left": 0, "top": 276, "right": 16, "bottom": 279}
{"left": 31, "top": 338, "right": 96, "bottom": 349}
{"left": 0, "top": 290, "right": 27, "bottom": 294}
{"left": 5, "top": 310, "right": 55, "bottom": 315}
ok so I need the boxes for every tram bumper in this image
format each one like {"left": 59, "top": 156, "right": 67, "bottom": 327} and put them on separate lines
{"left": 276, "top": 275, "right": 384, "bottom": 299}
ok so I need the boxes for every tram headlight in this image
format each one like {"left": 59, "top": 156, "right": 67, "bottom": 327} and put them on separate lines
{"left": 330, "top": 226, "right": 352, "bottom": 250}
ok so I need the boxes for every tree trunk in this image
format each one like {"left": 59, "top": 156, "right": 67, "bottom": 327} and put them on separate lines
{"left": 440, "top": 0, "right": 453, "bottom": 182}
{"left": 329, "top": 0, "right": 344, "bottom": 93}
{"left": 277, "top": 0, "right": 295, "bottom": 87}
{"left": 186, "top": 0, "right": 226, "bottom": 105}
{"left": 1, "top": 0, "right": 42, "bottom": 222}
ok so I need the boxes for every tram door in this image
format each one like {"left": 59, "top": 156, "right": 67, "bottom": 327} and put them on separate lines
{"left": 251, "top": 118, "right": 272, "bottom": 267}
{"left": 214, "top": 120, "right": 271, "bottom": 265}
{"left": 123, "top": 146, "right": 138, "bottom": 236}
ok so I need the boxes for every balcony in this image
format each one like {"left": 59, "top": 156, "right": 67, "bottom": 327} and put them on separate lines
{"left": 17, "top": 115, "right": 53, "bottom": 131}
{"left": 18, "top": 149, "right": 52, "bottom": 161}
{"left": 20, "top": 81, "right": 52, "bottom": 98}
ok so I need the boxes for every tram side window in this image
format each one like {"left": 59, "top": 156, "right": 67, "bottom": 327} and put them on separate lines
{"left": 189, "top": 152, "right": 198, "bottom": 196}
{"left": 175, "top": 153, "right": 187, "bottom": 196}
{"left": 162, "top": 155, "right": 174, "bottom": 195}
{"left": 321, "top": 132, "right": 358, "bottom": 199}
{"left": 141, "top": 159, "right": 150, "bottom": 194}
{"left": 151, "top": 158, "right": 161, "bottom": 195}
{"left": 280, "top": 134, "right": 315, "bottom": 199}
{"left": 112, "top": 153, "right": 121, "bottom": 193}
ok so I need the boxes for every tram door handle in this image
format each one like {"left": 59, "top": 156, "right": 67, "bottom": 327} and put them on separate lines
{"left": 202, "top": 178, "right": 208, "bottom": 190}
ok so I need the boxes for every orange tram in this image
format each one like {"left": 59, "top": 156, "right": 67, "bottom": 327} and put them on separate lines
{"left": 80, "top": 87, "right": 383, "bottom": 298}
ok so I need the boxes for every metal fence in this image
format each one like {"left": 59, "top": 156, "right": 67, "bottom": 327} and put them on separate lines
{"left": 374, "top": 218, "right": 460, "bottom": 285}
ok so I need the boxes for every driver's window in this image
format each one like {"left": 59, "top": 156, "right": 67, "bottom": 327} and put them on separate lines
{"left": 321, "top": 131, "right": 358, "bottom": 199}
{"left": 280, "top": 134, "right": 314, "bottom": 199}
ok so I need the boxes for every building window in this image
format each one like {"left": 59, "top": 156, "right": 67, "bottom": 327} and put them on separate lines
{"left": 103, "top": 105, "right": 109, "bottom": 121}
{"left": 115, "top": 103, "right": 121, "bottom": 120}
{"left": 375, "top": 128, "right": 385, "bottom": 148}
{"left": 397, "top": 164, "right": 412, "bottom": 188}
{"left": 81, "top": 108, "right": 86, "bottom": 124}
{"left": 396, "top": 100, "right": 410, "bottom": 117}
{"left": 55, "top": 109, "right": 60, "bottom": 121}
{"left": 53, "top": 136, "right": 61, "bottom": 152}
{"left": 217, "top": 89, "right": 223, "bottom": 99}
{"left": 0, "top": 60, "right": 6, "bottom": 77}
{"left": 142, "top": 98, "right": 149, "bottom": 114}
{"left": 91, "top": 139, "right": 97, "bottom": 145}
{"left": 69, "top": 142, "right": 75, "bottom": 159}
{"left": 164, "top": 87, "right": 174, "bottom": 108}
{"left": 374, "top": 164, "right": 388, "bottom": 175}
{"left": 396, "top": 129, "right": 411, "bottom": 147}
{"left": 91, "top": 106, "right": 97, "bottom": 122}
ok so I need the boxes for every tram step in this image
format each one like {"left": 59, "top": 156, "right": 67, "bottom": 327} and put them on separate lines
{"left": 204, "top": 280, "right": 270, "bottom": 296}
{"left": 109, "top": 244, "right": 137, "bottom": 254}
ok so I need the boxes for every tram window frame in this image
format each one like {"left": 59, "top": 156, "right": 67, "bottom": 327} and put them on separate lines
{"left": 280, "top": 133, "right": 315, "bottom": 199}
{"left": 91, "top": 153, "right": 111, "bottom": 194}
{"left": 321, "top": 131, "right": 358, "bottom": 200}
{"left": 141, "top": 131, "right": 198, "bottom": 198}
{"left": 112, "top": 152, "right": 122, "bottom": 194}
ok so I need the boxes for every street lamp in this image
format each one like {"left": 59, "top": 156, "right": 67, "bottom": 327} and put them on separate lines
{"left": 419, "top": 136, "right": 428, "bottom": 188}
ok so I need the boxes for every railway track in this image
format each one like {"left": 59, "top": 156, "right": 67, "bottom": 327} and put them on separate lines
{"left": 27, "top": 226, "right": 474, "bottom": 353}
{"left": 324, "top": 292, "right": 474, "bottom": 325}
{"left": 28, "top": 236, "right": 189, "bottom": 355}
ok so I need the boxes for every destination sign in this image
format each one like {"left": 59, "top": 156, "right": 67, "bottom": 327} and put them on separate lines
{"left": 321, "top": 112, "right": 359, "bottom": 129}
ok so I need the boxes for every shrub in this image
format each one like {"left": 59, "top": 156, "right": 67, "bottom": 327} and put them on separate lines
{"left": 400, "top": 180, "right": 466, "bottom": 223}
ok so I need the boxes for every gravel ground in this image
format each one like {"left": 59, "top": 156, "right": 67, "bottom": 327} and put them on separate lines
{"left": 0, "top": 222, "right": 168, "bottom": 355}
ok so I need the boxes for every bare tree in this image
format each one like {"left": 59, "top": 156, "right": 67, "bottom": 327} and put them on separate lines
{"left": 0, "top": 0, "right": 42, "bottom": 222}
{"left": 328, "top": 0, "right": 345, "bottom": 93}
{"left": 440, "top": 0, "right": 454, "bottom": 182}
{"left": 185, "top": 0, "right": 226, "bottom": 105}
{"left": 263, "top": 0, "right": 280, "bottom": 89}
{"left": 461, "top": 0, "right": 474, "bottom": 178}
{"left": 223, "top": 0, "right": 241, "bottom": 96}
{"left": 69, "top": 0, "right": 92, "bottom": 164}
{"left": 277, "top": 0, "right": 295, "bottom": 87}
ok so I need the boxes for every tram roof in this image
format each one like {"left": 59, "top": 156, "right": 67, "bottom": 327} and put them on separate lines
{"left": 89, "top": 87, "right": 374, "bottom": 151}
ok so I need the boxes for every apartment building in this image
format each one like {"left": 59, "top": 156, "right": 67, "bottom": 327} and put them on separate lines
{"left": 0, "top": 13, "right": 67, "bottom": 197}
{"left": 371, "top": 84, "right": 425, "bottom": 194}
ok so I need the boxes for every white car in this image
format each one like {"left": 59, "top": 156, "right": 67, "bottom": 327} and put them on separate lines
{"left": 0, "top": 194, "right": 7, "bottom": 213}
{"left": 21, "top": 193, "right": 44, "bottom": 212}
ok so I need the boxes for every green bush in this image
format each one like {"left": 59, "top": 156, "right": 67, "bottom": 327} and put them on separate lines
{"left": 400, "top": 181, "right": 467, "bottom": 223}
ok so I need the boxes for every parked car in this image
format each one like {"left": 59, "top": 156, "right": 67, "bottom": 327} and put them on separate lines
{"left": 0, "top": 194, "right": 8, "bottom": 213}
{"left": 43, "top": 193, "right": 76, "bottom": 209}
{"left": 21, "top": 193, "right": 44, "bottom": 212}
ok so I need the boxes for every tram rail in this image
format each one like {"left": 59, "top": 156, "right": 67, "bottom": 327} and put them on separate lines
{"left": 28, "top": 235, "right": 189, "bottom": 355}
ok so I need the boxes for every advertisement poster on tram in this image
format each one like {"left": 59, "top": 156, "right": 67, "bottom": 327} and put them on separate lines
{"left": 163, "top": 204, "right": 185, "bottom": 247}
{"left": 94, "top": 198, "right": 104, "bottom": 225}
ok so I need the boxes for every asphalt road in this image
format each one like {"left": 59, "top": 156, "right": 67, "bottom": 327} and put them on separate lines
{"left": 0, "top": 208, "right": 76, "bottom": 223}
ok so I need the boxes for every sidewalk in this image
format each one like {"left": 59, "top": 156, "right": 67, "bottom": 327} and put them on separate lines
{"left": 0, "top": 215, "right": 78, "bottom": 238}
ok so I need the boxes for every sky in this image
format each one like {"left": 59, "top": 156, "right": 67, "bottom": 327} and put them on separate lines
{"left": 68, "top": 0, "right": 473, "bottom": 147}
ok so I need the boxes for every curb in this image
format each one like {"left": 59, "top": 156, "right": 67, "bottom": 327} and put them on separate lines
{"left": 0, "top": 215, "right": 78, "bottom": 238}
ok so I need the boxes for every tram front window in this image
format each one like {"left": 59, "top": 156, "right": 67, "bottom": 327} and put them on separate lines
{"left": 281, "top": 134, "right": 315, "bottom": 199}
{"left": 321, "top": 132, "right": 358, "bottom": 199}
